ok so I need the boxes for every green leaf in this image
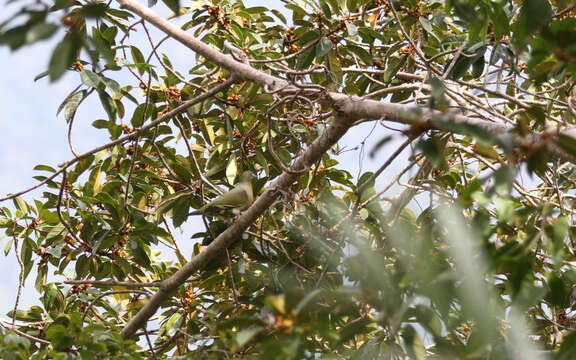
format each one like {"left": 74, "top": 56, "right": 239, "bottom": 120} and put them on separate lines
{"left": 35, "top": 263, "right": 47, "bottom": 291}
{"left": 98, "top": 89, "right": 117, "bottom": 122}
{"left": 346, "top": 44, "right": 372, "bottom": 65}
{"left": 60, "top": 90, "right": 87, "bottom": 123}
{"left": 493, "top": 165, "right": 515, "bottom": 195}
{"left": 402, "top": 325, "right": 426, "bottom": 360}
{"left": 345, "top": 22, "right": 358, "bottom": 36}
{"left": 417, "top": 137, "right": 447, "bottom": 169}
{"left": 526, "top": 148, "right": 550, "bottom": 176}
{"left": 45, "top": 324, "right": 75, "bottom": 350}
{"left": 80, "top": 69, "right": 104, "bottom": 89}
{"left": 3, "top": 238, "right": 13, "bottom": 256}
{"left": 490, "top": 3, "right": 510, "bottom": 40}
{"left": 434, "top": 121, "right": 492, "bottom": 145}
{"left": 471, "top": 55, "right": 485, "bottom": 78}
{"left": 161, "top": 0, "right": 180, "bottom": 14}
{"left": 427, "top": 76, "right": 449, "bottom": 110}
{"left": 447, "top": 56, "right": 472, "bottom": 80}
{"left": 80, "top": 2, "right": 108, "bottom": 18}
{"left": 495, "top": 197, "right": 515, "bottom": 222}
{"left": 42, "top": 283, "right": 58, "bottom": 312}
{"left": 131, "top": 103, "right": 149, "bottom": 127}
{"left": 131, "top": 45, "right": 145, "bottom": 63}
{"left": 33, "top": 164, "right": 56, "bottom": 172}
{"left": 130, "top": 239, "right": 151, "bottom": 267}
{"left": 172, "top": 196, "right": 191, "bottom": 228}
{"left": 7, "top": 306, "right": 44, "bottom": 322}
{"left": 0, "top": 25, "right": 28, "bottom": 50}
{"left": 25, "top": 23, "right": 58, "bottom": 44}
{"left": 33, "top": 70, "right": 49, "bottom": 81}
{"left": 236, "top": 326, "right": 262, "bottom": 348}
{"left": 419, "top": 17, "right": 433, "bottom": 36}
{"left": 271, "top": 9, "right": 287, "bottom": 24}
{"left": 226, "top": 155, "right": 238, "bottom": 185}
{"left": 558, "top": 332, "right": 576, "bottom": 358}
{"left": 102, "top": 26, "right": 118, "bottom": 42}
{"left": 75, "top": 255, "right": 89, "bottom": 278}
{"left": 338, "top": 318, "right": 372, "bottom": 345}
{"left": 556, "top": 134, "right": 576, "bottom": 157}
{"left": 13, "top": 196, "right": 29, "bottom": 214}
{"left": 102, "top": 77, "right": 122, "bottom": 99}
{"left": 68, "top": 155, "right": 95, "bottom": 184}
{"left": 384, "top": 55, "right": 407, "bottom": 82}
{"left": 92, "top": 119, "right": 111, "bottom": 129}
{"left": 49, "top": 34, "right": 81, "bottom": 81}
{"left": 514, "top": 0, "right": 552, "bottom": 49}
{"left": 316, "top": 37, "right": 332, "bottom": 58}
{"left": 546, "top": 275, "right": 569, "bottom": 307}
{"left": 162, "top": 312, "right": 183, "bottom": 336}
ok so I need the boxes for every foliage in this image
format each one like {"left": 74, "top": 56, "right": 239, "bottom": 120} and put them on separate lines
{"left": 0, "top": 320, "right": 143, "bottom": 359}
{"left": 2, "top": 0, "right": 576, "bottom": 358}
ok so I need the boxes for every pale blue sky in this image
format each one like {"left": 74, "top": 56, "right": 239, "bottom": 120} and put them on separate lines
{"left": 0, "top": 0, "right": 410, "bottom": 316}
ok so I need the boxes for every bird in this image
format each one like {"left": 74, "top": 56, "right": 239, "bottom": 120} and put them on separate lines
{"left": 188, "top": 171, "right": 254, "bottom": 216}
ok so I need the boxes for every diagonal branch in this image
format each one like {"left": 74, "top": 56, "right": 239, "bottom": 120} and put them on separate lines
{"left": 120, "top": 111, "right": 356, "bottom": 338}
{"left": 3, "top": 0, "right": 574, "bottom": 204}
{"left": 116, "top": 0, "right": 576, "bottom": 163}
{"left": 115, "top": 0, "right": 576, "bottom": 338}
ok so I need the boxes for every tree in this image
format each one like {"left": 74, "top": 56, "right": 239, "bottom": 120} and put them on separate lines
{"left": 1, "top": 0, "right": 576, "bottom": 357}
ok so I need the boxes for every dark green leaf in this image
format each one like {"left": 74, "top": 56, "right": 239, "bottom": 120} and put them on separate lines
{"left": 25, "top": 23, "right": 58, "bottom": 44}
{"left": 49, "top": 34, "right": 81, "bottom": 81}
{"left": 61, "top": 90, "right": 87, "bottom": 123}
{"left": 161, "top": 0, "right": 180, "bottom": 14}
{"left": 80, "top": 69, "right": 104, "bottom": 89}
{"left": 556, "top": 134, "right": 576, "bottom": 157}
{"left": 417, "top": 137, "right": 447, "bottom": 169}
{"left": 98, "top": 89, "right": 117, "bottom": 122}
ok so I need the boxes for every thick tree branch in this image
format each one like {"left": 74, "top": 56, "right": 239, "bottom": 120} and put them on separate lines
{"left": 115, "top": 0, "right": 576, "bottom": 338}
{"left": 116, "top": 0, "right": 576, "bottom": 163}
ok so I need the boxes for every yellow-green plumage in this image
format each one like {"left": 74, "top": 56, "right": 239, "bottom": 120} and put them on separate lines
{"left": 189, "top": 171, "right": 253, "bottom": 215}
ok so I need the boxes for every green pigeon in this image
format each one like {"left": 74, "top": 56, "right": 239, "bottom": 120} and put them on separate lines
{"left": 189, "top": 171, "right": 254, "bottom": 215}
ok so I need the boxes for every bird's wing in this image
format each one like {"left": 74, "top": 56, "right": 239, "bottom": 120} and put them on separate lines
{"left": 189, "top": 172, "right": 254, "bottom": 215}
{"left": 204, "top": 184, "right": 250, "bottom": 209}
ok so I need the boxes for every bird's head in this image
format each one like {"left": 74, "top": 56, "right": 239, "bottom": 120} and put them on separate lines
{"left": 239, "top": 171, "right": 253, "bottom": 184}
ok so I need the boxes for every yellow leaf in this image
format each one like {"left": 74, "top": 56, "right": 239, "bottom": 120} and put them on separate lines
{"left": 205, "top": 119, "right": 216, "bottom": 145}
{"left": 93, "top": 168, "right": 103, "bottom": 194}
{"left": 226, "top": 155, "right": 238, "bottom": 184}
{"left": 137, "top": 195, "right": 147, "bottom": 210}
{"left": 168, "top": 7, "right": 191, "bottom": 20}
{"left": 188, "top": 143, "right": 205, "bottom": 152}
{"left": 369, "top": 11, "right": 380, "bottom": 29}
{"left": 266, "top": 295, "right": 286, "bottom": 314}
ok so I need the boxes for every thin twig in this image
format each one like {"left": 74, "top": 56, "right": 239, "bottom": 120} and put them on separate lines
{"left": 56, "top": 170, "right": 89, "bottom": 249}
{"left": 0, "top": 319, "right": 50, "bottom": 345}
{"left": 10, "top": 224, "right": 26, "bottom": 327}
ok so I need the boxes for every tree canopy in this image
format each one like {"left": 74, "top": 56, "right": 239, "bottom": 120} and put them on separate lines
{"left": 2, "top": 0, "right": 576, "bottom": 358}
